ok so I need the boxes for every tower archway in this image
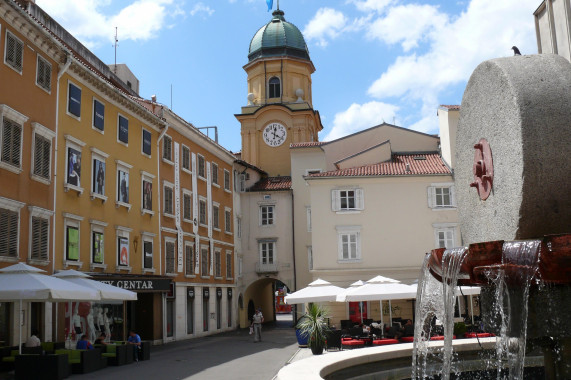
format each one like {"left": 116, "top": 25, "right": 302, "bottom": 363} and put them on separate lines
{"left": 239, "top": 277, "right": 290, "bottom": 328}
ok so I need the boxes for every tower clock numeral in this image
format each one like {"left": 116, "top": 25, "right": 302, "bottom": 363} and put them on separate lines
{"left": 262, "top": 123, "right": 287, "bottom": 147}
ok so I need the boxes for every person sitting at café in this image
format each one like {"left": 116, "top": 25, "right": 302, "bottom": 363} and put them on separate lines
{"left": 386, "top": 325, "right": 399, "bottom": 339}
{"left": 403, "top": 319, "right": 414, "bottom": 337}
{"left": 361, "top": 323, "right": 371, "bottom": 335}
{"left": 25, "top": 329, "right": 41, "bottom": 347}
{"left": 76, "top": 334, "right": 94, "bottom": 350}
{"left": 94, "top": 332, "right": 107, "bottom": 345}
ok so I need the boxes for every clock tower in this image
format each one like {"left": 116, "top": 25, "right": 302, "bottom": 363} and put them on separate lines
{"left": 236, "top": 9, "right": 322, "bottom": 176}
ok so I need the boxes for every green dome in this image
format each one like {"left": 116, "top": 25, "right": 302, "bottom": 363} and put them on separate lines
{"left": 248, "top": 10, "right": 310, "bottom": 62}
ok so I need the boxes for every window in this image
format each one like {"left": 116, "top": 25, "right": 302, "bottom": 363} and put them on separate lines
{"left": 260, "top": 241, "right": 275, "bottom": 264}
{"left": 268, "top": 76, "right": 280, "bottom": 98}
{"left": 116, "top": 226, "right": 131, "bottom": 268}
{"left": 92, "top": 99, "right": 105, "bottom": 131}
{"left": 142, "top": 129, "right": 152, "bottom": 156}
{"left": 63, "top": 213, "right": 83, "bottom": 266}
{"left": 185, "top": 242, "right": 194, "bottom": 275}
{"left": 0, "top": 197, "right": 23, "bottom": 258}
{"left": 182, "top": 145, "right": 190, "bottom": 171}
{"left": 224, "top": 208, "right": 231, "bottom": 233}
{"left": 214, "top": 249, "right": 221, "bottom": 278}
{"left": 36, "top": 56, "right": 52, "bottom": 92}
{"left": 116, "top": 160, "right": 132, "bottom": 207}
{"left": 141, "top": 171, "right": 154, "bottom": 214}
{"left": 308, "top": 246, "right": 313, "bottom": 270}
{"left": 31, "top": 122, "right": 55, "bottom": 182}
{"left": 118, "top": 236, "right": 129, "bottom": 266}
{"left": 67, "top": 82, "right": 81, "bottom": 118}
{"left": 117, "top": 115, "right": 129, "bottom": 144}
{"left": 236, "top": 217, "right": 242, "bottom": 238}
{"left": 212, "top": 204, "right": 220, "bottom": 230}
{"left": 165, "top": 239, "right": 176, "bottom": 274}
{"left": 336, "top": 226, "right": 361, "bottom": 262}
{"left": 29, "top": 206, "right": 52, "bottom": 262}
{"left": 433, "top": 223, "right": 458, "bottom": 249}
{"left": 224, "top": 170, "right": 231, "bottom": 191}
{"left": 201, "top": 246, "right": 209, "bottom": 277}
{"left": 238, "top": 256, "right": 243, "bottom": 277}
{"left": 212, "top": 163, "right": 218, "bottom": 185}
{"left": 183, "top": 192, "right": 192, "bottom": 221}
{"left": 260, "top": 205, "right": 274, "bottom": 226}
{"left": 66, "top": 225, "right": 80, "bottom": 261}
{"left": 306, "top": 207, "right": 311, "bottom": 232}
{"left": 92, "top": 230, "right": 104, "bottom": 264}
{"left": 1, "top": 113, "right": 24, "bottom": 170}
{"left": 226, "top": 250, "right": 232, "bottom": 279}
{"left": 199, "top": 198, "right": 207, "bottom": 225}
{"left": 143, "top": 235, "right": 153, "bottom": 270}
{"left": 90, "top": 148, "right": 108, "bottom": 201}
{"left": 428, "top": 184, "right": 456, "bottom": 208}
{"left": 90, "top": 220, "right": 107, "bottom": 266}
{"left": 198, "top": 154, "right": 205, "bottom": 178}
{"left": 4, "top": 31, "right": 23, "bottom": 72}
{"left": 331, "top": 189, "right": 364, "bottom": 211}
{"left": 163, "top": 135, "right": 172, "bottom": 161}
{"left": 64, "top": 135, "right": 85, "bottom": 193}
{"left": 163, "top": 183, "right": 174, "bottom": 216}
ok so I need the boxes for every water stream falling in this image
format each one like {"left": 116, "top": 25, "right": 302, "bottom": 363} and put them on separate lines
{"left": 481, "top": 240, "right": 541, "bottom": 379}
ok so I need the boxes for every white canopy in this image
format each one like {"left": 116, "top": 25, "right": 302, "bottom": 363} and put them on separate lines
{"left": 336, "top": 276, "right": 416, "bottom": 302}
{"left": 0, "top": 263, "right": 100, "bottom": 353}
{"left": 284, "top": 278, "right": 345, "bottom": 304}
{"left": 54, "top": 269, "right": 137, "bottom": 301}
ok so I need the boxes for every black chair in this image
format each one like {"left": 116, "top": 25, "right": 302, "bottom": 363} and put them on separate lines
{"left": 340, "top": 320, "right": 353, "bottom": 330}
{"left": 325, "top": 330, "right": 342, "bottom": 351}
{"left": 349, "top": 326, "right": 362, "bottom": 338}
{"left": 15, "top": 353, "right": 70, "bottom": 380}
{"left": 363, "top": 319, "right": 373, "bottom": 325}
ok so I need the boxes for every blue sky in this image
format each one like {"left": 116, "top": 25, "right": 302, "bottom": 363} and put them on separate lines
{"left": 35, "top": 0, "right": 539, "bottom": 153}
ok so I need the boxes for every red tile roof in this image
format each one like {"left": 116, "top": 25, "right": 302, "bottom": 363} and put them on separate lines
{"left": 290, "top": 142, "right": 326, "bottom": 148}
{"left": 307, "top": 153, "right": 451, "bottom": 178}
{"left": 250, "top": 176, "right": 292, "bottom": 191}
{"left": 440, "top": 105, "right": 460, "bottom": 110}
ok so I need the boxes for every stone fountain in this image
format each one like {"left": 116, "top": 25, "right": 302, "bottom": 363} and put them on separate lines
{"left": 418, "top": 54, "right": 571, "bottom": 379}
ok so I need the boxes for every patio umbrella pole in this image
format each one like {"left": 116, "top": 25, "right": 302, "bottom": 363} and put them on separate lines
{"left": 389, "top": 300, "right": 392, "bottom": 326}
{"left": 55, "top": 303, "right": 58, "bottom": 343}
{"left": 18, "top": 299, "right": 22, "bottom": 354}
{"left": 470, "top": 294, "right": 474, "bottom": 326}
{"left": 360, "top": 301, "right": 363, "bottom": 324}
{"left": 69, "top": 301, "right": 72, "bottom": 347}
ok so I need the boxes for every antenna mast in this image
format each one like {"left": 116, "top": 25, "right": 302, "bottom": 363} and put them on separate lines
{"left": 113, "top": 27, "right": 119, "bottom": 71}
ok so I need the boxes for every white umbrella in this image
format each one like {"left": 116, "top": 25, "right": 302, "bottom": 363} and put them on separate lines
{"left": 284, "top": 278, "right": 344, "bottom": 304}
{"left": 0, "top": 263, "right": 100, "bottom": 353}
{"left": 53, "top": 269, "right": 137, "bottom": 301}
{"left": 335, "top": 280, "right": 366, "bottom": 323}
{"left": 338, "top": 276, "right": 417, "bottom": 326}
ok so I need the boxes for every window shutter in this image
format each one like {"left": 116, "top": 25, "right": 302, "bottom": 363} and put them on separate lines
{"left": 0, "top": 209, "right": 18, "bottom": 257}
{"left": 331, "top": 190, "right": 340, "bottom": 211}
{"left": 427, "top": 186, "right": 435, "bottom": 208}
{"left": 356, "top": 188, "right": 364, "bottom": 210}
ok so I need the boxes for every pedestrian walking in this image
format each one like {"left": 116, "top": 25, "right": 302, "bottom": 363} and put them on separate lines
{"left": 252, "top": 307, "right": 264, "bottom": 342}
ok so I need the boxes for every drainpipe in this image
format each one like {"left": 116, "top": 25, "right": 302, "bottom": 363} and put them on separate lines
{"left": 157, "top": 120, "right": 169, "bottom": 278}
{"left": 51, "top": 52, "right": 72, "bottom": 274}
{"left": 51, "top": 52, "right": 71, "bottom": 344}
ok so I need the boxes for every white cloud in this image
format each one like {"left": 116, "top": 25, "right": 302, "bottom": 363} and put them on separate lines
{"left": 366, "top": 4, "right": 447, "bottom": 51}
{"left": 35, "top": 0, "right": 180, "bottom": 47}
{"left": 324, "top": 101, "right": 399, "bottom": 141}
{"left": 348, "top": 0, "right": 395, "bottom": 13}
{"left": 303, "top": 8, "right": 348, "bottom": 47}
{"left": 190, "top": 3, "right": 214, "bottom": 17}
{"left": 360, "top": 0, "right": 537, "bottom": 134}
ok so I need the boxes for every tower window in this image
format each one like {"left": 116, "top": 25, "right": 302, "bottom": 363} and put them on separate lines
{"left": 268, "top": 77, "right": 280, "bottom": 98}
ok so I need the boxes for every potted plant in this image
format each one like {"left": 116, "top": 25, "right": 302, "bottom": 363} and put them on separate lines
{"left": 296, "top": 304, "right": 329, "bottom": 355}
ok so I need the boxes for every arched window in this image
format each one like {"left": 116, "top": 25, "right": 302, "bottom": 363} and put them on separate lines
{"left": 268, "top": 77, "right": 281, "bottom": 98}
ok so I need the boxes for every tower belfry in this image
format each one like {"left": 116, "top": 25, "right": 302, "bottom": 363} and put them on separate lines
{"left": 235, "top": 8, "right": 322, "bottom": 176}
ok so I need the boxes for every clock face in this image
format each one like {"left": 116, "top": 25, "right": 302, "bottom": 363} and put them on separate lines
{"left": 262, "top": 123, "right": 287, "bottom": 147}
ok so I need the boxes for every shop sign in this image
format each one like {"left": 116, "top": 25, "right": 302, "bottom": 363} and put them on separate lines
{"left": 98, "top": 278, "right": 172, "bottom": 292}
{"left": 203, "top": 288, "right": 209, "bottom": 298}
{"left": 216, "top": 288, "right": 222, "bottom": 298}
{"left": 227, "top": 289, "right": 232, "bottom": 298}
{"left": 188, "top": 288, "right": 195, "bottom": 298}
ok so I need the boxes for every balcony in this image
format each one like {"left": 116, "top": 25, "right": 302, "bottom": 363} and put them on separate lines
{"left": 255, "top": 261, "right": 279, "bottom": 273}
